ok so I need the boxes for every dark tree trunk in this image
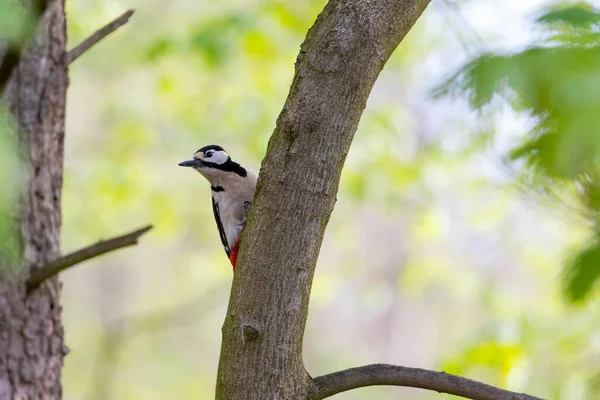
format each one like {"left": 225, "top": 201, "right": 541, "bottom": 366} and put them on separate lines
{"left": 216, "top": 0, "right": 431, "bottom": 399}
{"left": 0, "top": 0, "right": 68, "bottom": 397}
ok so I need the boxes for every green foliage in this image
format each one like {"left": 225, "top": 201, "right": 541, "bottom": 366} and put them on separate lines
{"left": 190, "top": 14, "right": 254, "bottom": 68}
{"left": 442, "top": 340, "right": 522, "bottom": 381}
{"left": 437, "top": 2, "right": 600, "bottom": 302}
{"left": 437, "top": 46, "right": 600, "bottom": 180}
{"left": 536, "top": 2, "right": 600, "bottom": 28}
{"left": 0, "top": 107, "right": 22, "bottom": 271}
{"left": 0, "top": 0, "right": 46, "bottom": 273}
{"left": 144, "top": 13, "right": 256, "bottom": 68}
{"left": 0, "top": 0, "right": 37, "bottom": 44}
{"left": 563, "top": 242, "right": 600, "bottom": 302}
{"left": 535, "top": 3, "right": 600, "bottom": 46}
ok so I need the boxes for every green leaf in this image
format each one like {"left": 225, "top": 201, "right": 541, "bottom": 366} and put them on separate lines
{"left": 438, "top": 43, "right": 600, "bottom": 179}
{"left": 189, "top": 13, "right": 254, "bottom": 68}
{"left": 563, "top": 242, "right": 600, "bottom": 302}
{"left": 437, "top": 2, "right": 600, "bottom": 304}
{"left": 536, "top": 3, "right": 600, "bottom": 28}
{"left": 145, "top": 37, "right": 176, "bottom": 61}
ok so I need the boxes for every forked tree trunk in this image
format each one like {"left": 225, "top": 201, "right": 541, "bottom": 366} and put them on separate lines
{"left": 216, "top": 1, "right": 431, "bottom": 399}
{"left": 0, "top": 0, "right": 67, "bottom": 397}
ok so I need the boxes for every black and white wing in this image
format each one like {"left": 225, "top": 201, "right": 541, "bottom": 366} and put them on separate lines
{"left": 212, "top": 198, "right": 231, "bottom": 257}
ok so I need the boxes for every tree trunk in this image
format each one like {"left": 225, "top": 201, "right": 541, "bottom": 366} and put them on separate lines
{"left": 0, "top": 0, "right": 67, "bottom": 398}
{"left": 216, "top": 0, "right": 430, "bottom": 399}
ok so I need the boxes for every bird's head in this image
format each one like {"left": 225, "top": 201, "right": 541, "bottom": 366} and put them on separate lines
{"left": 179, "top": 145, "right": 247, "bottom": 184}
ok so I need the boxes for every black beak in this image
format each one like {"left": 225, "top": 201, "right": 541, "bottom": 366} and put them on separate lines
{"left": 178, "top": 159, "right": 203, "bottom": 167}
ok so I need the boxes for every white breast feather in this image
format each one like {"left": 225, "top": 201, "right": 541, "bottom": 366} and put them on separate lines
{"left": 212, "top": 171, "right": 257, "bottom": 249}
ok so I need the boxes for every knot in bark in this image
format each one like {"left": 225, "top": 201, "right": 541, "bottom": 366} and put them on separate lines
{"left": 241, "top": 324, "right": 260, "bottom": 343}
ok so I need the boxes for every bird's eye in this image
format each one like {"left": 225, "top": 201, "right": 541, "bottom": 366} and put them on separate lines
{"left": 205, "top": 150, "right": 214, "bottom": 158}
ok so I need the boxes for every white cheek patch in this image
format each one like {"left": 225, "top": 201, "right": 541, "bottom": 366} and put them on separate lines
{"left": 211, "top": 150, "right": 229, "bottom": 165}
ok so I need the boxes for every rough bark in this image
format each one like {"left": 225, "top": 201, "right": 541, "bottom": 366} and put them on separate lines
{"left": 0, "top": 0, "right": 68, "bottom": 398}
{"left": 216, "top": 0, "right": 431, "bottom": 399}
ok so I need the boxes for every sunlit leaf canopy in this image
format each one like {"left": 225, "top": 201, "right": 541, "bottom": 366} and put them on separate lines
{"left": 1, "top": 0, "right": 599, "bottom": 399}
{"left": 437, "top": 1, "right": 600, "bottom": 303}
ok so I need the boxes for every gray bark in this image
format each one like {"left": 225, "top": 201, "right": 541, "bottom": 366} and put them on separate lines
{"left": 216, "top": 0, "right": 431, "bottom": 399}
{"left": 312, "top": 364, "right": 543, "bottom": 400}
{"left": 0, "top": 0, "right": 68, "bottom": 398}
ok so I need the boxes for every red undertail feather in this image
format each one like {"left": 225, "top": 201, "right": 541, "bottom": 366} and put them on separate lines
{"left": 229, "top": 241, "right": 240, "bottom": 271}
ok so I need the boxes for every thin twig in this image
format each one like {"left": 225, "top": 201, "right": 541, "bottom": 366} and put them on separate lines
{"left": 67, "top": 9, "right": 135, "bottom": 64}
{"left": 312, "top": 364, "right": 544, "bottom": 400}
{"left": 0, "top": 0, "right": 49, "bottom": 94}
{"left": 27, "top": 224, "right": 152, "bottom": 290}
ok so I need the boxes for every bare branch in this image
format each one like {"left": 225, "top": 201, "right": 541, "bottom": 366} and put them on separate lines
{"left": 27, "top": 225, "right": 152, "bottom": 290}
{"left": 67, "top": 9, "right": 135, "bottom": 65}
{"left": 312, "top": 364, "right": 543, "bottom": 400}
{"left": 0, "top": 0, "right": 49, "bottom": 94}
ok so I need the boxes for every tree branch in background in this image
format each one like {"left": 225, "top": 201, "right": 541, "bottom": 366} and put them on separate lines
{"left": 67, "top": 9, "right": 135, "bottom": 64}
{"left": 312, "top": 364, "right": 543, "bottom": 400}
{"left": 0, "top": 0, "right": 49, "bottom": 94}
{"left": 27, "top": 224, "right": 152, "bottom": 291}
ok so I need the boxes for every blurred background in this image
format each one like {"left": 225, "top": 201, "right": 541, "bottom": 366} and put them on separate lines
{"left": 3, "top": 0, "right": 600, "bottom": 398}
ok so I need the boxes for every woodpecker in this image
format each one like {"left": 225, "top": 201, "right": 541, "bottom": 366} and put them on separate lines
{"left": 178, "top": 145, "right": 257, "bottom": 270}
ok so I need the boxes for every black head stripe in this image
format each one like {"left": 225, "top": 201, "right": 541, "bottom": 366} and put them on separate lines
{"left": 202, "top": 160, "right": 247, "bottom": 177}
{"left": 211, "top": 185, "right": 225, "bottom": 192}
